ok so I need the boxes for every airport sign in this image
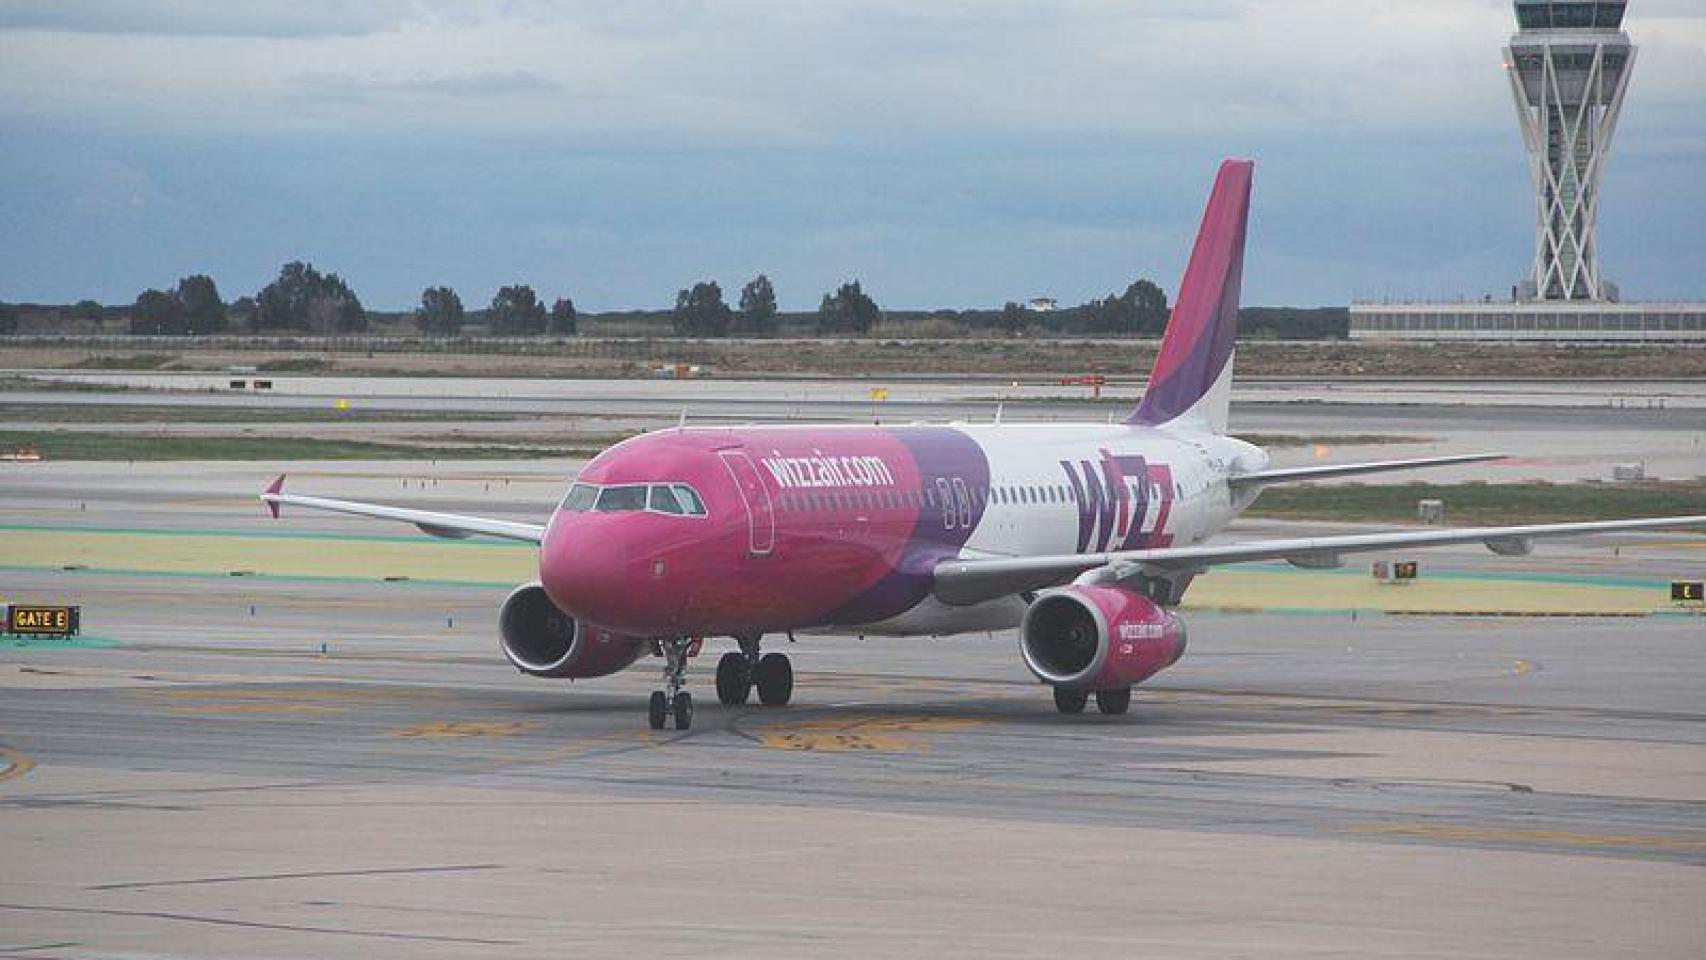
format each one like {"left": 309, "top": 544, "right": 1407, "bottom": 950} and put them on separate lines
{"left": 4, "top": 605, "right": 80, "bottom": 637}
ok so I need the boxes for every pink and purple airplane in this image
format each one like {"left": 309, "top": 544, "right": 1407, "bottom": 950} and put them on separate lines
{"left": 263, "top": 159, "right": 1706, "bottom": 730}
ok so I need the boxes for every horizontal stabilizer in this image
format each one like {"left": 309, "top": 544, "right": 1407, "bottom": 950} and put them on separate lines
{"left": 1229, "top": 453, "right": 1506, "bottom": 487}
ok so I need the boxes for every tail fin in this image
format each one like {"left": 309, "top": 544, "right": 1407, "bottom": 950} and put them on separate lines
{"left": 1129, "top": 158, "right": 1253, "bottom": 434}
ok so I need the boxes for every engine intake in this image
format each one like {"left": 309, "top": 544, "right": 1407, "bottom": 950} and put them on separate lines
{"left": 498, "top": 582, "right": 647, "bottom": 679}
{"left": 1021, "top": 585, "right": 1187, "bottom": 689}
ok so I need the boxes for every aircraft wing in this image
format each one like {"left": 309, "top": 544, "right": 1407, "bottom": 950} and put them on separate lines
{"left": 931, "top": 514, "right": 1706, "bottom": 606}
{"left": 260, "top": 475, "right": 545, "bottom": 544}
{"left": 1228, "top": 452, "right": 1506, "bottom": 487}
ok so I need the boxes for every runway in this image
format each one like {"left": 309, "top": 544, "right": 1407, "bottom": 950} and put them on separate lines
{"left": 2, "top": 457, "right": 1704, "bottom": 957}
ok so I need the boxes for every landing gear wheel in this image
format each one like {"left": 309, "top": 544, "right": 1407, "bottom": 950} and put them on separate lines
{"left": 1053, "top": 687, "right": 1088, "bottom": 715}
{"left": 648, "top": 691, "right": 668, "bottom": 730}
{"left": 755, "top": 652, "right": 794, "bottom": 706}
{"left": 715, "top": 652, "right": 752, "bottom": 706}
{"left": 672, "top": 691, "right": 693, "bottom": 730}
{"left": 1095, "top": 687, "right": 1132, "bottom": 715}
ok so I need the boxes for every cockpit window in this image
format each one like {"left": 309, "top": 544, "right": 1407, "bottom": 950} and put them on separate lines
{"left": 563, "top": 482, "right": 707, "bottom": 517}
{"left": 561, "top": 483, "right": 598, "bottom": 512}
{"left": 648, "top": 484, "right": 685, "bottom": 515}
{"left": 673, "top": 485, "right": 705, "bottom": 516}
{"left": 595, "top": 484, "right": 649, "bottom": 512}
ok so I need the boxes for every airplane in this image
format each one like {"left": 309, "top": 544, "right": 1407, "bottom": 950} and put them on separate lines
{"left": 262, "top": 158, "right": 1706, "bottom": 730}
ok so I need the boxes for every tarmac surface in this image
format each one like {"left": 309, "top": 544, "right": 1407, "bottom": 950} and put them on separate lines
{"left": 2, "top": 394, "right": 1705, "bottom": 957}
{"left": 3, "top": 380, "right": 1706, "bottom": 954}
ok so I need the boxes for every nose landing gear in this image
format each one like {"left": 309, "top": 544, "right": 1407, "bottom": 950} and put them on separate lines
{"left": 715, "top": 635, "right": 793, "bottom": 707}
{"left": 648, "top": 637, "right": 696, "bottom": 730}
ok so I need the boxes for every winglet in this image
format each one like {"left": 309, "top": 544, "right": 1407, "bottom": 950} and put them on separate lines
{"left": 262, "top": 474, "right": 286, "bottom": 519}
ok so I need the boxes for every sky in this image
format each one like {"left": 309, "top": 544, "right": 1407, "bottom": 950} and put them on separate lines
{"left": 1, "top": 0, "right": 1703, "bottom": 311}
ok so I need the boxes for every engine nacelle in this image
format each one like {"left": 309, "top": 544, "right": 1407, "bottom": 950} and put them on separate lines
{"left": 498, "top": 582, "right": 647, "bottom": 679}
{"left": 1020, "top": 585, "right": 1187, "bottom": 689}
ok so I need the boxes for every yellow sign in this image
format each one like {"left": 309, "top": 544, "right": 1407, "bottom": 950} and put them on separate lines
{"left": 868, "top": 388, "right": 888, "bottom": 402}
{"left": 6, "top": 605, "right": 78, "bottom": 636}
{"left": 1673, "top": 581, "right": 1704, "bottom": 604}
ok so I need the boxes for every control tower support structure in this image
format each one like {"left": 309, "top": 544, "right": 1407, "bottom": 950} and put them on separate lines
{"left": 1505, "top": 1, "right": 1635, "bottom": 301}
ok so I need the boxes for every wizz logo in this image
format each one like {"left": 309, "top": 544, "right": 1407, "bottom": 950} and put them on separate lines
{"left": 1059, "top": 449, "right": 1175, "bottom": 553}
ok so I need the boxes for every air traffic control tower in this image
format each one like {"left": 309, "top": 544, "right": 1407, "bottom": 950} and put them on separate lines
{"left": 1350, "top": 1, "right": 1704, "bottom": 342}
{"left": 1506, "top": 0, "right": 1633, "bottom": 302}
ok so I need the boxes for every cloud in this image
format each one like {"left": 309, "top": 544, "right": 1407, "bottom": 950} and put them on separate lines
{"left": 0, "top": 0, "right": 1699, "bottom": 140}
{"left": 293, "top": 70, "right": 562, "bottom": 103}
{"left": 0, "top": 0, "right": 422, "bottom": 38}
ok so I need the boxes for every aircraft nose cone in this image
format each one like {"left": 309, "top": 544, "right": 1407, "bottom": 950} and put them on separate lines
{"left": 539, "top": 517, "right": 631, "bottom": 626}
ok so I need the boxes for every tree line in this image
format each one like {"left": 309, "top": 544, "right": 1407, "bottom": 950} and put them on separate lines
{"left": 0, "top": 262, "right": 1350, "bottom": 339}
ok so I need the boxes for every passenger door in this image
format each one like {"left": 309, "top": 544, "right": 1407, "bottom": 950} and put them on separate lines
{"left": 718, "top": 449, "right": 776, "bottom": 557}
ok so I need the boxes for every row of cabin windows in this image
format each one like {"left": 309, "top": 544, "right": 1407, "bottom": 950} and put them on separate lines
{"left": 774, "top": 479, "right": 1182, "bottom": 514}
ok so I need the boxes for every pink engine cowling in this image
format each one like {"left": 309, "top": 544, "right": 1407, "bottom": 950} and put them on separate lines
{"left": 1020, "top": 585, "right": 1187, "bottom": 689}
{"left": 498, "top": 582, "right": 648, "bottom": 679}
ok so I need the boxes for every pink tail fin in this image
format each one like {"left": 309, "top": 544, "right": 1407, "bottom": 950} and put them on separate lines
{"left": 1129, "top": 158, "right": 1254, "bottom": 433}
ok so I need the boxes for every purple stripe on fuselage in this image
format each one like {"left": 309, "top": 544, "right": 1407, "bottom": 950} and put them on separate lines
{"left": 826, "top": 426, "right": 990, "bottom": 625}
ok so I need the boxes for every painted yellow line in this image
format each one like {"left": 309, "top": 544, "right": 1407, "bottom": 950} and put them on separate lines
{"left": 1346, "top": 823, "right": 1706, "bottom": 851}
{"left": 392, "top": 720, "right": 540, "bottom": 739}
{"left": 0, "top": 746, "right": 35, "bottom": 784}
{"left": 169, "top": 703, "right": 342, "bottom": 715}
{"left": 756, "top": 714, "right": 986, "bottom": 753}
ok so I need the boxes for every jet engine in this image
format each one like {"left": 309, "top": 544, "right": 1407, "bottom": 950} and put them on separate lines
{"left": 1020, "top": 585, "right": 1187, "bottom": 689}
{"left": 498, "top": 582, "right": 647, "bottom": 679}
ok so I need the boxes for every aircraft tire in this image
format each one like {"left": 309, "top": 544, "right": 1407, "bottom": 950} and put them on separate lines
{"left": 1095, "top": 687, "right": 1132, "bottom": 715}
{"left": 1053, "top": 687, "right": 1089, "bottom": 714}
{"left": 673, "top": 691, "right": 693, "bottom": 730}
{"left": 648, "top": 691, "right": 668, "bottom": 730}
{"left": 715, "top": 652, "right": 751, "bottom": 706}
{"left": 755, "top": 653, "right": 794, "bottom": 706}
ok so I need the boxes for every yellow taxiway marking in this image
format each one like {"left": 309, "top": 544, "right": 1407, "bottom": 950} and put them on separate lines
{"left": 392, "top": 720, "right": 541, "bottom": 739}
{"left": 0, "top": 746, "right": 35, "bottom": 784}
{"left": 168, "top": 703, "right": 342, "bottom": 715}
{"left": 757, "top": 714, "right": 986, "bottom": 753}
{"left": 1346, "top": 823, "right": 1706, "bottom": 851}
{"left": 137, "top": 687, "right": 442, "bottom": 703}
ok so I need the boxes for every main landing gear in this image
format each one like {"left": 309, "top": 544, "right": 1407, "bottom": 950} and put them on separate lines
{"left": 715, "top": 635, "right": 793, "bottom": 708}
{"left": 649, "top": 637, "right": 696, "bottom": 731}
{"left": 1052, "top": 686, "right": 1131, "bottom": 716}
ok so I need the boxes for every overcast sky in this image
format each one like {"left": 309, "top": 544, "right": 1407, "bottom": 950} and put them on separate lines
{"left": 2, "top": 0, "right": 1702, "bottom": 310}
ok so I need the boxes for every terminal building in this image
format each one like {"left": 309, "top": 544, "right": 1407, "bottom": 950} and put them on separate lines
{"left": 1351, "top": 1, "right": 1705, "bottom": 342}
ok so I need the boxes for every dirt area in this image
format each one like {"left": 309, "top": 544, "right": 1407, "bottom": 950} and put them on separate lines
{"left": 4, "top": 340, "right": 1705, "bottom": 380}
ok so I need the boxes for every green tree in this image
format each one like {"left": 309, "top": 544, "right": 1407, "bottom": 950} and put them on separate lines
{"left": 72, "top": 299, "right": 103, "bottom": 321}
{"left": 1125, "top": 279, "right": 1169, "bottom": 334}
{"left": 130, "top": 289, "right": 185, "bottom": 335}
{"left": 738, "top": 274, "right": 778, "bottom": 336}
{"left": 818, "top": 279, "right": 880, "bottom": 335}
{"left": 230, "top": 296, "right": 257, "bottom": 329}
{"left": 489, "top": 284, "right": 547, "bottom": 335}
{"left": 176, "top": 274, "right": 226, "bottom": 335}
{"left": 672, "top": 281, "right": 732, "bottom": 337}
{"left": 1001, "top": 300, "right": 1027, "bottom": 336}
{"left": 254, "top": 261, "right": 365, "bottom": 333}
{"left": 416, "top": 286, "right": 465, "bottom": 336}
{"left": 0, "top": 302, "right": 18, "bottom": 335}
{"left": 549, "top": 297, "right": 578, "bottom": 336}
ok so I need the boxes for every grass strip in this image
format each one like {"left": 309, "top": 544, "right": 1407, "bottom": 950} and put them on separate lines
{"left": 1248, "top": 481, "right": 1706, "bottom": 524}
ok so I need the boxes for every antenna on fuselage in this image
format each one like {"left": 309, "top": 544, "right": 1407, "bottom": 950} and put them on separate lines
{"left": 994, "top": 403, "right": 1004, "bottom": 425}
{"left": 677, "top": 407, "right": 688, "bottom": 432}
